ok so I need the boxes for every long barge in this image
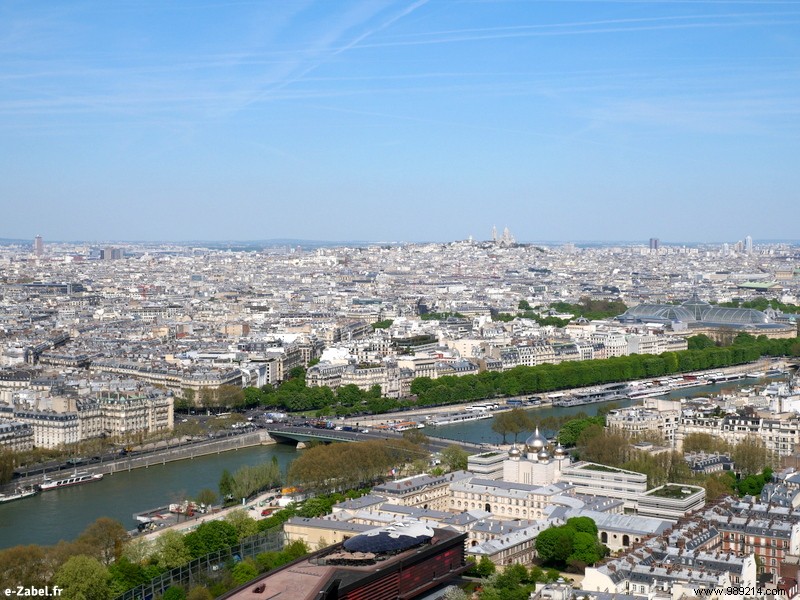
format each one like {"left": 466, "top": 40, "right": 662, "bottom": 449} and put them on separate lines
{"left": 38, "top": 471, "right": 103, "bottom": 491}
{"left": 428, "top": 412, "right": 492, "bottom": 426}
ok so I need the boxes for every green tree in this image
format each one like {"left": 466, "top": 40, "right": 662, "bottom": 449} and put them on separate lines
{"left": 578, "top": 426, "right": 629, "bottom": 466}
{"left": 0, "top": 544, "right": 49, "bottom": 588}
{"left": 231, "top": 559, "right": 259, "bottom": 585}
{"left": 162, "top": 588, "right": 186, "bottom": 600}
{"left": 243, "top": 387, "right": 264, "bottom": 408}
{"left": 732, "top": 435, "right": 769, "bottom": 476}
{"left": 199, "top": 387, "right": 217, "bottom": 412}
{"left": 570, "top": 531, "right": 605, "bottom": 566}
{"left": 401, "top": 428, "right": 429, "bottom": 446}
{"left": 181, "top": 388, "right": 196, "bottom": 407}
{"left": 688, "top": 334, "right": 716, "bottom": 350}
{"left": 75, "top": 517, "right": 128, "bottom": 566}
{"left": 219, "top": 469, "right": 234, "bottom": 499}
{"left": 683, "top": 432, "right": 729, "bottom": 454}
{"left": 288, "top": 366, "right": 306, "bottom": 380}
{"left": 153, "top": 530, "right": 192, "bottom": 571}
{"left": 704, "top": 472, "right": 737, "bottom": 503}
{"left": 217, "top": 385, "right": 245, "bottom": 409}
{"left": 558, "top": 416, "right": 604, "bottom": 447}
{"left": 474, "top": 555, "right": 496, "bottom": 577}
{"left": 196, "top": 488, "right": 218, "bottom": 508}
{"left": 441, "top": 444, "right": 469, "bottom": 472}
{"left": 491, "top": 408, "right": 533, "bottom": 444}
{"left": 737, "top": 467, "right": 773, "bottom": 496}
{"left": 0, "top": 448, "right": 15, "bottom": 484}
{"left": 337, "top": 384, "right": 364, "bottom": 407}
{"left": 183, "top": 521, "right": 239, "bottom": 558}
{"left": 298, "top": 496, "right": 334, "bottom": 518}
{"left": 566, "top": 516, "right": 598, "bottom": 536}
{"left": 535, "top": 526, "right": 574, "bottom": 565}
{"left": 53, "top": 555, "right": 111, "bottom": 600}
{"left": 228, "top": 462, "right": 282, "bottom": 500}
{"left": 225, "top": 509, "right": 260, "bottom": 540}
{"left": 108, "top": 557, "right": 150, "bottom": 595}
{"left": 186, "top": 587, "right": 213, "bottom": 600}
{"left": 529, "top": 565, "right": 545, "bottom": 583}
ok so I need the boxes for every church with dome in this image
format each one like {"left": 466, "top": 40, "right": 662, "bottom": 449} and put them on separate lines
{"left": 502, "top": 427, "right": 571, "bottom": 486}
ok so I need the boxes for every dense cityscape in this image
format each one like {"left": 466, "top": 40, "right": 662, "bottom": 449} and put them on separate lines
{"left": 0, "top": 234, "right": 798, "bottom": 600}
{"left": 3, "top": 0, "right": 799, "bottom": 597}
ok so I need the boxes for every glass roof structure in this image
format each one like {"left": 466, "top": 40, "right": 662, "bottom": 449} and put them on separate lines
{"left": 618, "top": 296, "right": 771, "bottom": 328}
{"left": 622, "top": 304, "right": 697, "bottom": 323}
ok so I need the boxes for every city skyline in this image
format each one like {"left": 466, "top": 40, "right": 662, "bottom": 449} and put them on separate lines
{"left": 4, "top": 231, "right": 791, "bottom": 248}
{"left": 2, "top": 1, "right": 799, "bottom": 243}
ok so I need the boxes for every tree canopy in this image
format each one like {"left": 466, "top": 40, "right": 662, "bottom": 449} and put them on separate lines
{"left": 491, "top": 408, "right": 535, "bottom": 444}
{"left": 535, "top": 518, "right": 606, "bottom": 570}
{"left": 183, "top": 520, "right": 239, "bottom": 559}
{"left": 288, "top": 438, "right": 426, "bottom": 493}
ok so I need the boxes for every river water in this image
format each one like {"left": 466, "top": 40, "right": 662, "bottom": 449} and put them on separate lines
{"left": 426, "top": 376, "right": 773, "bottom": 445}
{"left": 0, "top": 375, "right": 781, "bottom": 549}
{"left": 0, "top": 444, "right": 299, "bottom": 549}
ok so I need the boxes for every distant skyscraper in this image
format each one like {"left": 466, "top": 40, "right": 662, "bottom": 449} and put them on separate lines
{"left": 649, "top": 238, "right": 660, "bottom": 252}
{"left": 491, "top": 225, "right": 498, "bottom": 243}
{"left": 33, "top": 235, "right": 43, "bottom": 257}
{"left": 745, "top": 235, "right": 753, "bottom": 255}
{"left": 100, "top": 247, "right": 123, "bottom": 260}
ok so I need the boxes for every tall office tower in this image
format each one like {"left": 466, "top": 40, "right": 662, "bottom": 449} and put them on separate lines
{"left": 100, "top": 247, "right": 121, "bottom": 260}
{"left": 745, "top": 235, "right": 753, "bottom": 255}
{"left": 722, "top": 243, "right": 730, "bottom": 256}
{"left": 491, "top": 225, "right": 498, "bottom": 243}
{"left": 649, "top": 238, "right": 660, "bottom": 251}
{"left": 33, "top": 235, "right": 43, "bottom": 257}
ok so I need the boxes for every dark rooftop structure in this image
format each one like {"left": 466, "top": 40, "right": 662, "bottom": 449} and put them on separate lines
{"left": 220, "top": 525, "right": 468, "bottom": 600}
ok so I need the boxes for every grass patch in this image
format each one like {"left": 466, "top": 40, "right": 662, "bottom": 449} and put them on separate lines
{"left": 647, "top": 485, "right": 699, "bottom": 499}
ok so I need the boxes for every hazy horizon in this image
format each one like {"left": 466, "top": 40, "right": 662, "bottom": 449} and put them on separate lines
{"left": 3, "top": 235, "right": 798, "bottom": 248}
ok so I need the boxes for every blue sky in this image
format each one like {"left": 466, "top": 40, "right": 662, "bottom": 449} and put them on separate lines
{"left": 1, "top": 1, "right": 799, "bottom": 244}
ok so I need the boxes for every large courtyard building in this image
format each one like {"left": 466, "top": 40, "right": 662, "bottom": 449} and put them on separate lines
{"left": 617, "top": 293, "right": 796, "bottom": 340}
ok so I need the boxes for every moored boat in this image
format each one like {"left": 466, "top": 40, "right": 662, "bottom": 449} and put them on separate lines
{"left": 0, "top": 487, "right": 38, "bottom": 503}
{"left": 38, "top": 471, "right": 103, "bottom": 491}
{"left": 429, "top": 412, "right": 492, "bottom": 426}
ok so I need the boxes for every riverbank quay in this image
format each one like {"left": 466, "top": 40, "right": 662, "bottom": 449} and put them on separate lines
{"left": 343, "top": 358, "right": 790, "bottom": 427}
{"left": 133, "top": 486, "right": 284, "bottom": 544}
{"left": 1, "top": 430, "right": 276, "bottom": 494}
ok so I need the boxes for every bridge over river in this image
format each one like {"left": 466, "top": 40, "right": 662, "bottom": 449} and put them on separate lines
{"left": 263, "top": 424, "right": 484, "bottom": 455}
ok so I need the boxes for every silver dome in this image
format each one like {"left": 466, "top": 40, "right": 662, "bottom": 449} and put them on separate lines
{"left": 525, "top": 427, "right": 547, "bottom": 450}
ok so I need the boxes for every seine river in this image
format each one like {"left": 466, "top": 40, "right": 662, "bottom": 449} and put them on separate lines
{"left": 0, "top": 376, "right": 775, "bottom": 549}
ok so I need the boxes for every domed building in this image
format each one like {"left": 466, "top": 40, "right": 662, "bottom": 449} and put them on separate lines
{"left": 503, "top": 428, "right": 570, "bottom": 485}
{"left": 524, "top": 427, "right": 550, "bottom": 461}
